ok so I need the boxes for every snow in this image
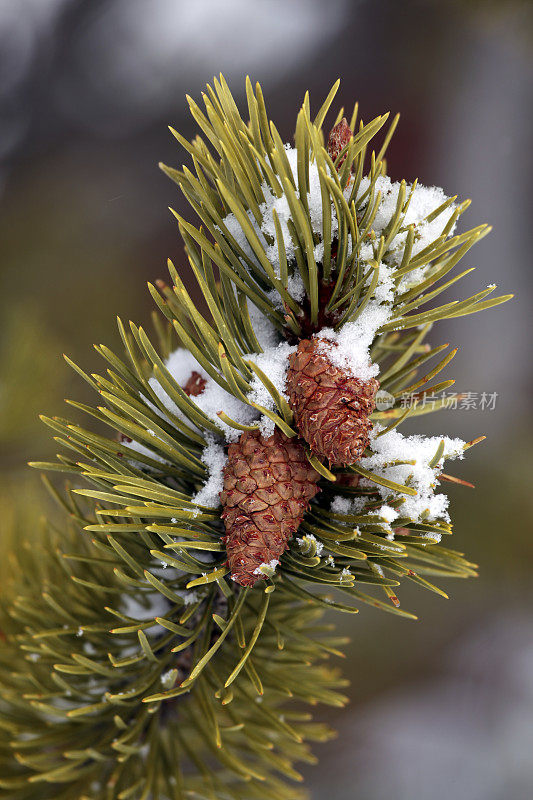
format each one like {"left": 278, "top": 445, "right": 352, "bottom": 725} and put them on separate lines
{"left": 419, "top": 531, "right": 443, "bottom": 543}
{"left": 331, "top": 495, "right": 367, "bottom": 515}
{"left": 370, "top": 262, "right": 396, "bottom": 304}
{"left": 148, "top": 349, "right": 257, "bottom": 442}
{"left": 356, "top": 175, "right": 458, "bottom": 294}
{"left": 258, "top": 146, "right": 339, "bottom": 276}
{"left": 161, "top": 348, "right": 210, "bottom": 389}
{"left": 330, "top": 430, "right": 465, "bottom": 526}
{"left": 359, "top": 427, "right": 465, "bottom": 522}
{"left": 160, "top": 669, "right": 177, "bottom": 689}
{"left": 296, "top": 533, "right": 324, "bottom": 556}
{"left": 120, "top": 436, "right": 167, "bottom": 465}
{"left": 317, "top": 300, "right": 393, "bottom": 381}
{"left": 340, "top": 567, "right": 353, "bottom": 580}
{"left": 191, "top": 437, "right": 226, "bottom": 509}
{"left": 331, "top": 496, "right": 352, "bottom": 515}
{"left": 253, "top": 558, "right": 280, "bottom": 576}
{"left": 377, "top": 505, "right": 400, "bottom": 524}
{"left": 149, "top": 335, "right": 294, "bottom": 442}
{"left": 247, "top": 299, "right": 280, "bottom": 350}
{"left": 221, "top": 150, "right": 457, "bottom": 311}
{"left": 245, "top": 340, "right": 297, "bottom": 436}
{"left": 221, "top": 145, "right": 339, "bottom": 297}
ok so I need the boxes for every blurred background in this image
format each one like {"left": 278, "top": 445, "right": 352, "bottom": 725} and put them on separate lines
{"left": 0, "top": 0, "right": 532, "bottom": 797}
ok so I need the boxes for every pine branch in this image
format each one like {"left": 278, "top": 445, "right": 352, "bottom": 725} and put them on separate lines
{"left": 1, "top": 75, "right": 513, "bottom": 798}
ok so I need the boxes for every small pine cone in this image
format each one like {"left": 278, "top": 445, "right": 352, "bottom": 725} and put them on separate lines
{"left": 183, "top": 370, "right": 206, "bottom": 397}
{"left": 327, "top": 118, "right": 353, "bottom": 166}
{"left": 220, "top": 429, "right": 320, "bottom": 587}
{"left": 286, "top": 338, "right": 379, "bottom": 467}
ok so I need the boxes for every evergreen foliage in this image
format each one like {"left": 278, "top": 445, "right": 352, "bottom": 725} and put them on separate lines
{"left": 0, "top": 489, "right": 347, "bottom": 798}
{"left": 0, "top": 76, "right": 511, "bottom": 798}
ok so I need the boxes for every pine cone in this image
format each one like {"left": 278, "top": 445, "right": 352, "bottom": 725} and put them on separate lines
{"left": 220, "top": 429, "right": 320, "bottom": 587}
{"left": 327, "top": 118, "right": 353, "bottom": 166}
{"left": 183, "top": 370, "right": 206, "bottom": 397}
{"left": 286, "top": 338, "right": 379, "bottom": 467}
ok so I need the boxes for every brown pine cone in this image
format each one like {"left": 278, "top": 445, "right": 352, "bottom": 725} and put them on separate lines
{"left": 327, "top": 118, "right": 353, "bottom": 166}
{"left": 183, "top": 370, "right": 206, "bottom": 397}
{"left": 220, "top": 429, "right": 320, "bottom": 587}
{"left": 286, "top": 338, "right": 379, "bottom": 468}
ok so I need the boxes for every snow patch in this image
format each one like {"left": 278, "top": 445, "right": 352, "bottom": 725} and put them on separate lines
{"left": 317, "top": 300, "right": 392, "bottom": 380}
{"left": 191, "top": 437, "right": 226, "bottom": 509}
{"left": 247, "top": 299, "right": 281, "bottom": 350}
{"left": 149, "top": 347, "right": 257, "bottom": 442}
{"left": 253, "top": 558, "right": 280, "bottom": 576}
{"left": 246, "top": 340, "right": 297, "bottom": 437}
{"left": 296, "top": 533, "right": 324, "bottom": 556}
{"left": 222, "top": 145, "right": 338, "bottom": 302}
{"left": 160, "top": 669, "right": 177, "bottom": 689}
{"left": 360, "top": 427, "right": 465, "bottom": 522}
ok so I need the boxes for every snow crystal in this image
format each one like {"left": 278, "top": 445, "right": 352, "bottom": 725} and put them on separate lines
{"left": 370, "top": 262, "right": 396, "bottom": 304}
{"left": 331, "top": 496, "right": 352, "bottom": 515}
{"left": 253, "top": 558, "right": 280, "bottom": 576}
{"left": 331, "top": 494, "right": 368, "bottom": 515}
{"left": 161, "top": 669, "right": 177, "bottom": 689}
{"left": 404, "top": 183, "right": 455, "bottom": 231}
{"left": 360, "top": 427, "right": 465, "bottom": 522}
{"left": 377, "top": 505, "right": 399, "bottom": 524}
{"left": 191, "top": 437, "right": 226, "bottom": 509}
{"left": 286, "top": 273, "right": 306, "bottom": 303}
{"left": 296, "top": 533, "right": 324, "bottom": 556}
{"left": 340, "top": 567, "right": 353, "bottom": 579}
{"left": 419, "top": 531, "right": 443, "bottom": 543}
